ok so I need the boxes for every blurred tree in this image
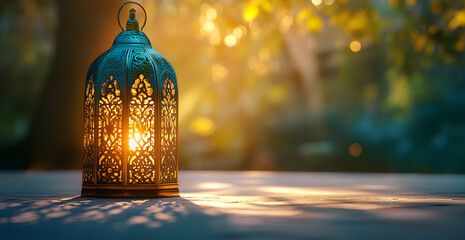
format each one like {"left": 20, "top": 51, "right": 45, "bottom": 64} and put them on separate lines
{"left": 27, "top": 0, "right": 125, "bottom": 169}
{"left": 0, "top": 0, "right": 56, "bottom": 168}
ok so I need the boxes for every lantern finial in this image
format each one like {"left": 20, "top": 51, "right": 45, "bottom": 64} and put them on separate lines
{"left": 126, "top": 8, "right": 139, "bottom": 31}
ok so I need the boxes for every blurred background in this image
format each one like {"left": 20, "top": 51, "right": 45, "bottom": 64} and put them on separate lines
{"left": 1, "top": 0, "right": 465, "bottom": 173}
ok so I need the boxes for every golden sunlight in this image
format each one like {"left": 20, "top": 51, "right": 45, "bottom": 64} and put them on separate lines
{"left": 190, "top": 117, "right": 215, "bottom": 136}
{"left": 243, "top": 5, "right": 259, "bottom": 22}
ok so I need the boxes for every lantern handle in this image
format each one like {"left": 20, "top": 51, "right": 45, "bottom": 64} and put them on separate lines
{"left": 117, "top": 1, "right": 147, "bottom": 31}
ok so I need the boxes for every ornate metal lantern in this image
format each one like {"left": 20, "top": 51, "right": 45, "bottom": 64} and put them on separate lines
{"left": 81, "top": 2, "right": 179, "bottom": 197}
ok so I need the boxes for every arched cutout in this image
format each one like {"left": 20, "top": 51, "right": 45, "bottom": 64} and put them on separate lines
{"left": 83, "top": 75, "right": 95, "bottom": 184}
{"left": 128, "top": 74, "right": 156, "bottom": 184}
{"left": 97, "top": 76, "right": 123, "bottom": 184}
{"left": 160, "top": 75, "right": 177, "bottom": 184}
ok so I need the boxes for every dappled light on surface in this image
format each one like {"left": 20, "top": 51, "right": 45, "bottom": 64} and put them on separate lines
{"left": 176, "top": 171, "right": 465, "bottom": 227}
{"left": 197, "top": 182, "right": 232, "bottom": 189}
{"left": 1, "top": 171, "right": 465, "bottom": 239}
{"left": 0, "top": 196, "right": 189, "bottom": 229}
{"left": 183, "top": 194, "right": 306, "bottom": 217}
{"left": 259, "top": 186, "right": 366, "bottom": 196}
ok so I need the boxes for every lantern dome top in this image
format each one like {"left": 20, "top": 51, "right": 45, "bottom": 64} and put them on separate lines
{"left": 113, "top": 31, "right": 151, "bottom": 46}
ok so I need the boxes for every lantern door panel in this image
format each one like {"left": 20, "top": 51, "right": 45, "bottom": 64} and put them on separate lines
{"left": 127, "top": 49, "right": 157, "bottom": 184}
{"left": 83, "top": 51, "right": 110, "bottom": 185}
{"left": 160, "top": 74, "right": 177, "bottom": 184}
{"left": 97, "top": 76, "right": 123, "bottom": 184}
{"left": 151, "top": 52, "right": 178, "bottom": 184}
{"left": 83, "top": 75, "right": 95, "bottom": 184}
{"left": 96, "top": 50, "right": 126, "bottom": 184}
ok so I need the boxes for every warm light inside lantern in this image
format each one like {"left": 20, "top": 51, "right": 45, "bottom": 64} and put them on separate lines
{"left": 129, "top": 132, "right": 142, "bottom": 151}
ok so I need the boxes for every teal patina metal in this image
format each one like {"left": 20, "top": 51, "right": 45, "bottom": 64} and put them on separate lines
{"left": 81, "top": 2, "right": 179, "bottom": 197}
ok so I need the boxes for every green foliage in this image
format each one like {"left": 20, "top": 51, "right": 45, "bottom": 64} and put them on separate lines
{"left": 0, "top": 0, "right": 56, "bottom": 147}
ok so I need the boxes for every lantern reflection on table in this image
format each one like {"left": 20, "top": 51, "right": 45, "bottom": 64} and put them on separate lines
{"left": 81, "top": 2, "right": 179, "bottom": 197}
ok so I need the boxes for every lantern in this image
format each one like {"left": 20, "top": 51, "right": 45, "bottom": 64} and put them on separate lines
{"left": 81, "top": 2, "right": 179, "bottom": 197}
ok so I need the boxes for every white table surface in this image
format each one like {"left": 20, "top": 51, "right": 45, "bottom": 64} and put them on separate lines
{"left": 1, "top": 170, "right": 465, "bottom": 239}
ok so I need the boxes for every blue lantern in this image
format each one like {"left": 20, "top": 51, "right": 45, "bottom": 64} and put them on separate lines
{"left": 81, "top": 2, "right": 179, "bottom": 197}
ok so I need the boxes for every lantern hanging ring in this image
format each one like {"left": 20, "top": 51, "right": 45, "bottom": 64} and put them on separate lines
{"left": 117, "top": 1, "right": 147, "bottom": 31}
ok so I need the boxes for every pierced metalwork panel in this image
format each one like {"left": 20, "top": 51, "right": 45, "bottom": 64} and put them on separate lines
{"left": 149, "top": 51, "right": 178, "bottom": 184}
{"left": 83, "top": 75, "right": 95, "bottom": 184}
{"left": 97, "top": 76, "right": 123, "bottom": 184}
{"left": 160, "top": 75, "right": 177, "bottom": 184}
{"left": 128, "top": 48, "right": 157, "bottom": 184}
{"left": 129, "top": 74, "right": 156, "bottom": 183}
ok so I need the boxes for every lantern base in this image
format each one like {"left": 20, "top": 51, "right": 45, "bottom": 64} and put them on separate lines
{"left": 81, "top": 188, "right": 179, "bottom": 198}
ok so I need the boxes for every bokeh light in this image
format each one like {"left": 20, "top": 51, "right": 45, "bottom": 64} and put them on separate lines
{"left": 243, "top": 5, "right": 259, "bottom": 22}
{"left": 324, "top": 0, "right": 335, "bottom": 5}
{"left": 312, "top": 0, "right": 323, "bottom": 6}
{"left": 349, "top": 143, "right": 363, "bottom": 157}
{"left": 206, "top": 8, "right": 217, "bottom": 21}
{"left": 224, "top": 35, "right": 237, "bottom": 47}
{"left": 281, "top": 15, "right": 293, "bottom": 28}
{"left": 233, "top": 26, "right": 245, "bottom": 39}
{"left": 350, "top": 40, "right": 362, "bottom": 52}
{"left": 212, "top": 64, "right": 228, "bottom": 82}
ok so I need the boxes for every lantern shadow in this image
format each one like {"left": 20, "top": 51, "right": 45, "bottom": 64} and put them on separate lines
{"left": 0, "top": 196, "right": 228, "bottom": 239}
